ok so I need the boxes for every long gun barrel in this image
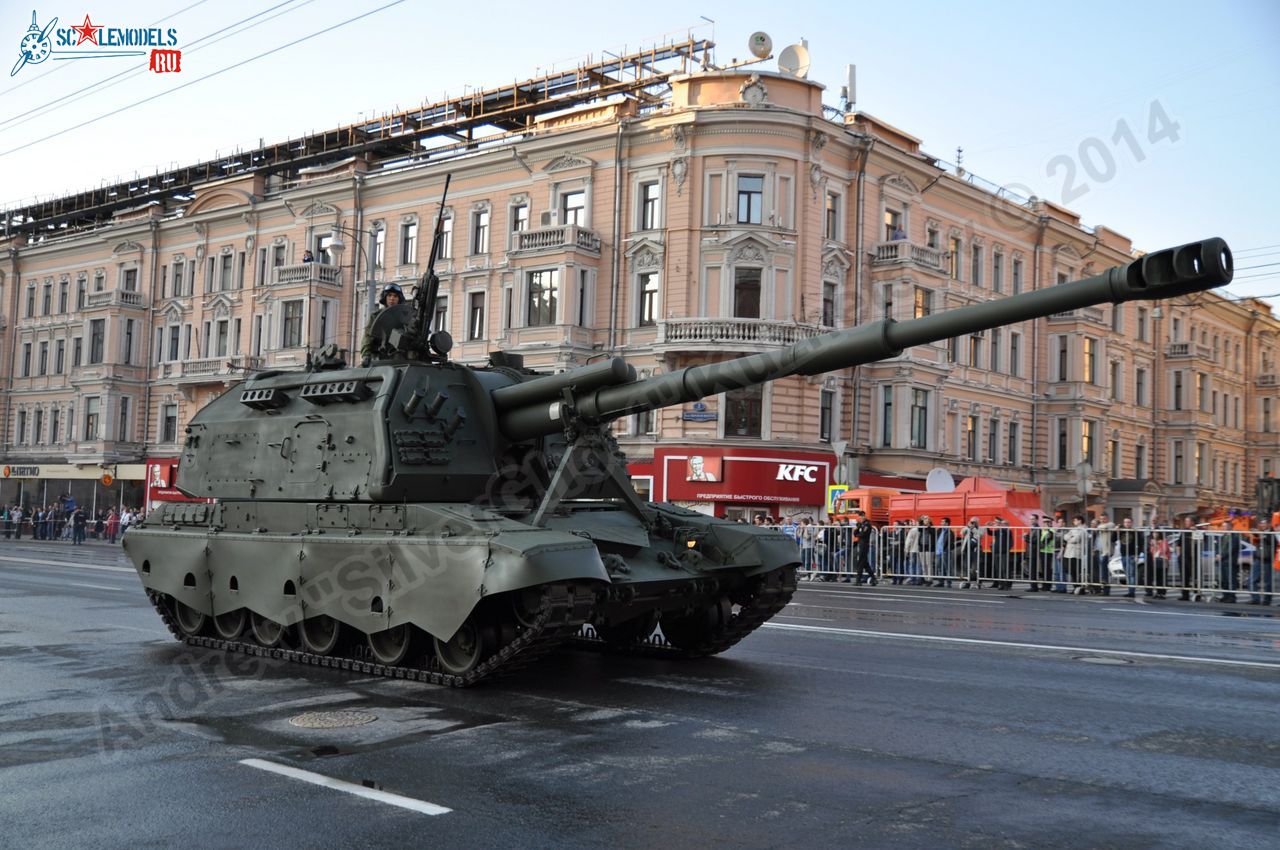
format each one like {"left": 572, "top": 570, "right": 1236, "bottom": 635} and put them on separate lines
{"left": 497, "top": 237, "right": 1232, "bottom": 441}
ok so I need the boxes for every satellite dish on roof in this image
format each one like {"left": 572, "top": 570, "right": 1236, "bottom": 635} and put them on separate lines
{"left": 925, "top": 467, "right": 956, "bottom": 493}
{"left": 778, "top": 43, "right": 811, "bottom": 78}
{"left": 748, "top": 32, "right": 772, "bottom": 59}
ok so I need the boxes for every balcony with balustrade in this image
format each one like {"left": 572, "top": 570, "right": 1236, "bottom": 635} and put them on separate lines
{"left": 870, "top": 240, "right": 945, "bottom": 274}
{"left": 509, "top": 225, "right": 602, "bottom": 257}
{"left": 157, "top": 354, "right": 264, "bottom": 384}
{"left": 270, "top": 263, "right": 342, "bottom": 288}
{"left": 654, "top": 317, "right": 823, "bottom": 354}
{"left": 1164, "top": 341, "right": 1215, "bottom": 362}
{"left": 83, "top": 289, "right": 145, "bottom": 310}
{"left": 1048, "top": 306, "right": 1107, "bottom": 326}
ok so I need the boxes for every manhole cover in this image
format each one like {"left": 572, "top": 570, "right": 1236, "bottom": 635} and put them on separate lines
{"left": 288, "top": 710, "right": 377, "bottom": 729}
{"left": 1074, "top": 656, "right": 1133, "bottom": 666}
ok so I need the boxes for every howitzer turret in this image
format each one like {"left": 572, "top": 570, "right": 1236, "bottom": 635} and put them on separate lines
{"left": 123, "top": 236, "right": 1232, "bottom": 686}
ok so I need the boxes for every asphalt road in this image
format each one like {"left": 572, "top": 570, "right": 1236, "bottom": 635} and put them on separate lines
{"left": 2, "top": 540, "right": 1278, "bottom": 849}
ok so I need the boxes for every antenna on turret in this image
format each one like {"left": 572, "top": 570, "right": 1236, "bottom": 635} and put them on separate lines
{"left": 410, "top": 174, "right": 452, "bottom": 356}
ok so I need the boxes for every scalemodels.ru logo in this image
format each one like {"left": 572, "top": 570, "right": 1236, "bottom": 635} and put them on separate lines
{"left": 10, "top": 10, "right": 182, "bottom": 76}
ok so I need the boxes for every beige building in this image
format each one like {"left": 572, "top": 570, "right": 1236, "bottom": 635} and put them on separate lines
{"left": 0, "top": 40, "right": 1273, "bottom": 522}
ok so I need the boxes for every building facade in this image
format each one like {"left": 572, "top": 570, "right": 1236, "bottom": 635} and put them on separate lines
{"left": 1, "top": 53, "right": 1273, "bottom": 523}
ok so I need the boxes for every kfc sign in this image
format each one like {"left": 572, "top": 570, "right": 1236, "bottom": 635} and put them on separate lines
{"left": 776, "top": 464, "right": 819, "bottom": 482}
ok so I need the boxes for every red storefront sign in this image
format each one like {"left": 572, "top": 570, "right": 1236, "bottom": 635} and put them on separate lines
{"left": 645, "top": 447, "right": 832, "bottom": 508}
{"left": 145, "top": 458, "right": 206, "bottom": 507}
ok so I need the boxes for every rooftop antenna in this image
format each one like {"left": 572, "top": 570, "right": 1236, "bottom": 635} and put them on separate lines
{"left": 840, "top": 64, "right": 856, "bottom": 113}
{"left": 955, "top": 146, "right": 965, "bottom": 177}
{"left": 777, "top": 40, "right": 811, "bottom": 78}
{"left": 748, "top": 31, "right": 772, "bottom": 60}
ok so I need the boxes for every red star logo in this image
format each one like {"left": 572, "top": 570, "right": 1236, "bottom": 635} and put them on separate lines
{"left": 71, "top": 14, "right": 102, "bottom": 46}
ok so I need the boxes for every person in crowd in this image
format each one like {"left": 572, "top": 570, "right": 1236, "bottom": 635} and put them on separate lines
{"left": 1024, "top": 517, "right": 1044, "bottom": 592}
{"left": 71, "top": 507, "right": 86, "bottom": 545}
{"left": 883, "top": 520, "right": 905, "bottom": 584}
{"left": 915, "top": 516, "right": 936, "bottom": 586}
{"left": 798, "top": 517, "right": 817, "bottom": 579}
{"left": 1217, "top": 524, "right": 1242, "bottom": 603}
{"left": 93, "top": 511, "right": 105, "bottom": 541}
{"left": 105, "top": 509, "right": 120, "bottom": 544}
{"left": 302, "top": 249, "right": 315, "bottom": 263}
{"left": 1062, "top": 515, "right": 1088, "bottom": 594}
{"left": 1117, "top": 516, "right": 1145, "bottom": 598}
{"left": 12, "top": 504, "right": 23, "bottom": 540}
{"left": 984, "top": 519, "right": 1010, "bottom": 590}
{"left": 1249, "top": 518, "right": 1275, "bottom": 605}
{"left": 904, "top": 520, "right": 921, "bottom": 585}
{"left": 1175, "top": 516, "right": 1202, "bottom": 601}
{"left": 934, "top": 517, "right": 956, "bottom": 587}
{"left": 1148, "top": 531, "right": 1171, "bottom": 598}
{"left": 851, "top": 510, "right": 876, "bottom": 585}
{"left": 1095, "top": 512, "right": 1116, "bottom": 596}
{"left": 959, "top": 518, "right": 981, "bottom": 588}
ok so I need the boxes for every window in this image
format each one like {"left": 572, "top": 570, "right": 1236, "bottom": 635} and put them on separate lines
{"left": 819, "top": 390, "right": 834, "bottom": 442}
{"left": 640, "top": 182, "right": 661, "bottom": 230}
{"left": 1083, "top": 337, "right": 1097, "bottom": 384}
{"left": 467, "top": 291, "right": 485, "bottom": 341}
{"left": 561, "top": 190, "right": 586, "bottom": 227}
{"left": 736, "top": 175, "right": 763, "bottom": 224}
{"left": 881, "top": 386, "right": 893, "bottom": 448}
{"left": 1007, "top": 422, "right": 1019, "bottom": 466}
{"left": 162, "top": 404, "right": 178, "bottom": 443}
{"left": 971, "top": 245, "right": 983, "bottom": 286}
{"left": 733, "top": 268, "right": 761, "bottom": 318}
{"left": 948, "top": 337, "right": 959, "bottom": 364}
{"left": 58, "top": 280, "right": 68, "bottom": 312}
{"left": 825, "top": 192, "right": 840, "bottom": 240}
{"left": 912, "top": 287, "right": 932, "bottom": 318}
{"left": 271, "top": 245, "right": 286, "bottom": 270}
{"left": 1057, "top": 271, "right": 1070, "bottom": 286}
{"left": 38, "top": 342, "right": 48, "bottom": 375}
{"left": 1135, "top": 367, "right": 1147, "bottom": 406}
{"left": 50, "top": 408, "right": 59, "bottom": 444}
{"left": 1057, "top": 420, "right": 1069, "bottom": 470}
{"left": 966, "top": 415, "right": 978, "bottom": 461}
{"left": 926, "top": 225, "right": 939, "bottom": 248}
{"left": 282, "top": 300, "right": 303, "bottom": 348}
{"left": 1265, "top": 398, "right": 1273, "bottom": 434}
{"left": 1135, "top": 443, "right": 1147, "bottom": 479}
{"left": 526, "top": 269, "right": 559, "bottom": 327}
{"left": 577, "top": 270, "right": 590, "bottom": 326}
{"left": 635, "top": 409, "right": 655, "bottom": 436}
{"left": 233, "top": 318, "right": 242, "bottom": 355}
{"left": 438, "top": 216, "right": 453, "bottom": 260}
{"left": 1082, "top": 420, "right": 1097, "bottom": 467}
{"left": 724, "top": 385, "right": 763, "bottom": 438}
{"left": 172, "top": 261, "right": 185, "bottom": 297}
{"left": 1173, "top": 371, "right": 1184, "bottom": 411}
{"left": 990, "top": 328, "right": 1001, "bottom": 374}
{"left": 16, "top": 410, "right": 25, "bottom": 444}
{"left": 1112, "top": 305, "right": 1123, "bottom": 333}
{"left": 123, "top": 268, "right": 139, "bottom": 292}
{"left": 882, "top": 283, "right": 894, "bottom": 320}
{"left": 77, "top": 278, "right": 87, "bottom": 308}
{"left": 822, "top": 282, "right": 837, "bottom": 327}
{"left": 73, "top": 338, "right": 82, "bottom": 367}
{"left": 948, "top": 237, "right": 962, "bottom": 281}
{"left": 1057, "top": 336, "right": 1069, "bottom": 381}
{"left": 1136, "top": 307, "right": 1148, "bottom": 342}
{"left": 910, "top": 389, "right": 929, "bottom": 449}
{"left": 511, "top": 203, "right": 529, "bottom": 235}
{"left": 638, "top": 272, "right": 659, "bottom": 327}
{"left": 372, "top": 228, "right": 385, "bottom": 269}
{"left": 968, "top": 332, "right": 983, "bottom": 369}
{"left": 433, "top": 297, "right": 448, "bottom": 335}
{"left": 1196, "top": 372, "right": 1207, "bottom": 411}
{"left": 992, "top": 253, "right": 1004, "bottom": 294}
{"left": 42, "top": 282, "right": 51, "bottom": 315}
{"left": 25, "top": 285, "right": 34, "bottom": 317}
{"left": 1110, "top": 361, "right": 1121, "bottom": 400}
{"left": 884, "top": 209, "right": 903, "bottom": 241}
{"left": 988, "top": 418, "right": 999, "bottom": 464}
{"left": 167, "top": 326, "right": 180, "bottom": 362}
{"left": 94, "top": 272, "right": 105, "bottom": 292}
{"left": 55, "top": 340, "right": 65, "bottom": 374}
{"left": 201, "top": 321, "right": 211, "bottom": 358}
{"left": 84, "top": 397, "right": 99, "bottom": 441}
{"left": 21, "top": 343, "right": 30, "bottom": 377}
{"left": 215, "top": 319, "right": 229, "bottom": 357}
{"left": 471, "top": 210, "right": 490, "bottom": 254}
{"left": 89, "top": 319, "right": 105, "bottom": 364}
{"left": 1110, "top": 440, "right": 1121, "bottom": 478}
{"left": 123, "top": 319, "right": 135, "bottom": 364}
{"left": 1010, "top": 332, "right": 1021, "bottom": 378}
{"left": 400, "top": 221, "right": 418, "bottom": 265}
{"left": 1173, "top": 441, "right": 1185, "bottom": 484}
{"left": 118, "top": 397, "right": 130, "bottom": 442}
{"left": 315, "top": 234, "right": 333, "bottom": 266}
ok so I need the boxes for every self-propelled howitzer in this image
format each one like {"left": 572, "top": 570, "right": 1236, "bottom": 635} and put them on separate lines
{"left": 124, "top": 237, "right": 1232, "bottom": 686}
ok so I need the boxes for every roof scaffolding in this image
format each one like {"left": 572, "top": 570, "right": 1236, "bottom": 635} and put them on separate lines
{"left": 4, "top": 37, "right": 713, "bottom": 239}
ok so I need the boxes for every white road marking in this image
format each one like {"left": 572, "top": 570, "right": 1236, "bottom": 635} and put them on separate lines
{"left": 799, "top": 591, "right": 1005, "bottom": 607}
{"left": 762, "top": 622, "right": 1280, "bottom": 670}
{"left": 239, "top": 758, "right": 451, "bottom": 815}
{"left": 0, "top": 555, "right": 134, "bottom": 574}
{"left": 773, "top": 613, "right": 836, "bottom": 621}
{"left": 66, "top": 582, "right": 129, "bottom": 592}
{"left": 786, "top": 604, "right": 916, "bottom": 616}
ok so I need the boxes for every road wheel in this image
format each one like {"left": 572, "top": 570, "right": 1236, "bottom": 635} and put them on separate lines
{"left": 433, "top": 619, "right": 494, "bottom": 676}
{"left": 299, "top": 615, "right": 344, "bottom": 656}
{"left": 367, "top": 624, "right": 416, "bottom": 666}
{"left": 661, "top": 596, "right": 733, "bottom": 653}
{"left": 594, "top": 611, "right": 657, "bottom": 646}
{"left": 213, "top": 608, "right": 247, "bottom": 640}
{"left": 251, "top": 613, "right": 288, "bottom": 647}
{"left": 173, "top": 600, "right": 208, "bottom": 637}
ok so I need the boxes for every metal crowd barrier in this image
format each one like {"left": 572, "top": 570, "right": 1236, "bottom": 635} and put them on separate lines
{"left": 771, "top": 523, "right": 1276, "bottom": 603}
{"left": 0, "top": 514, "right": 133, "bottom": 542}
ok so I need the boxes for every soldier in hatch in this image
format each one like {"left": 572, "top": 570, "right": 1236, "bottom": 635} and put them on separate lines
{"left": 360, "top": 283, "right": 405, "bottom": 363}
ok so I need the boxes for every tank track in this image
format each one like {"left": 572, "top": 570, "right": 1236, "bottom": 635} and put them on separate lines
{"left": 146, "top": 583, "right": 592, "bottom": 688}
{"left": 575, "top": 564, "right": 797, "bottom": 657}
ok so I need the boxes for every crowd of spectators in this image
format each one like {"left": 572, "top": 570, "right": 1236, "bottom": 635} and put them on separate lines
{"left": 1, "top": 504, "right": 144, "bottom": 545}
{"left": 769, "top": 512, "right": 1275, "bottom": 605}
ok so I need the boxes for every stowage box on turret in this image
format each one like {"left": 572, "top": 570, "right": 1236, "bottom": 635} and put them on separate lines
{"left": 123, "top": 218, "right": 1234, "bottom": 685}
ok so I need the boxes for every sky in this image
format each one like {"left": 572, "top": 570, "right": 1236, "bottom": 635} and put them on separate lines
{"left": 2, "top": 0, "right": 1277, "bottom": 298}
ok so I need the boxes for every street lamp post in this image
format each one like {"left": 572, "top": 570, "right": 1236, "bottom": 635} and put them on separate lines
{"left": 326, "top": 224, "right": 380, "bottom": 355}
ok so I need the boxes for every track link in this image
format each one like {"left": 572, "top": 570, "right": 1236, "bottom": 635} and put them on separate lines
{"left": 575, "top": 565, "right": 797, "bottom": 657}
{"left": 147, "top": 584, "right": 591, "bottom": 687}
